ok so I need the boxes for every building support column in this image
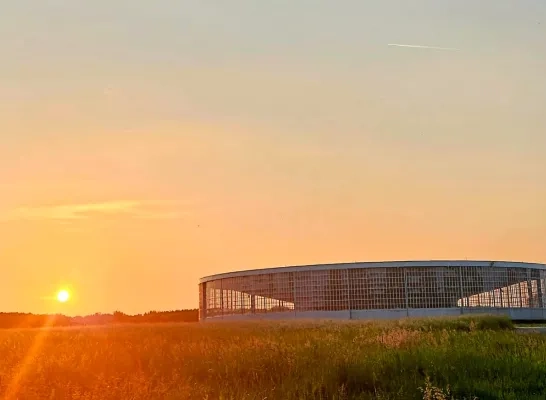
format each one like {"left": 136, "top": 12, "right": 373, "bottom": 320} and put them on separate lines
{"left": 220, "top": 280, "right": 224, "bottom": 319}
{"left": 292, "top": 272, "right": 297, "bottom": 317}
{"left": 538, "top": 275, "right": 544, "bottom": 308}
{"left": 518, "top": 280, "right": 523, "bottom": 308}
{"left": 527, "top": 269, "right": 534, "bottom": 308}
{"left": 251, "top": 294, "right": 256, "bottom": 314}
{"left": 459, "top": 266, "right": 464, "bottom": 314}
{"left": 403, "top": 268, "right": 409, "bottom": 317}
{"left": 344, "top": 269, "right": 352, "bottom": 319}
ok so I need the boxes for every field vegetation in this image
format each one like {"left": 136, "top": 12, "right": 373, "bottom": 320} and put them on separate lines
{"left": 0, "top": 315, "right": 544, "bottom": 399}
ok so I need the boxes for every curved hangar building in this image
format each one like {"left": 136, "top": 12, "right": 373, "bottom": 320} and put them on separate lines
{"left": 199, "top": 260, "right": 546, "bottom": 321}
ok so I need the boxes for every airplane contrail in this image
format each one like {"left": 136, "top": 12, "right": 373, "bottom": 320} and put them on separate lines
{"left": 388, "top": 43, "right": 460, "bottom": 51}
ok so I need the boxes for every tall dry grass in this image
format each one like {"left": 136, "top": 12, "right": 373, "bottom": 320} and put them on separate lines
{"left": 0, "top": 315, "right": 543, "bottom": 399}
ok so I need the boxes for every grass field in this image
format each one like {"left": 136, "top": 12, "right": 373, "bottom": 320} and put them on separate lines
{"left": 0, "top": 315, "right": 545, "bottom": 400}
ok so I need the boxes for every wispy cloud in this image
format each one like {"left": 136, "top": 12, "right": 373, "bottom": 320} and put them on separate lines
{"left": 2, "top": 200, "right": 189, "bottom": 222}
{"left": 388, "top": 43, "right": 460, "bottom": 51}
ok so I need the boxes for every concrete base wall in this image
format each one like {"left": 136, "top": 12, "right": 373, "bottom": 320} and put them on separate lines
{"left": 202, "top": 307, "right": 546, "bottom": 321}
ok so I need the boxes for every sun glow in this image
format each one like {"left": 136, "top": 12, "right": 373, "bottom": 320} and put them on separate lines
{"left": 57, "top": 290, "right": 70, "bottom": 303}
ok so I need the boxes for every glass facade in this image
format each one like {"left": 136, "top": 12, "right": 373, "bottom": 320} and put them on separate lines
{"left": 199, "top": 263, "right": 546, "bottom": 320}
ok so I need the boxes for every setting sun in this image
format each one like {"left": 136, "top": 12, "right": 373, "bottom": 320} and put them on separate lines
{"left": 57, "top": 290, "right": 70, "bottom": 303}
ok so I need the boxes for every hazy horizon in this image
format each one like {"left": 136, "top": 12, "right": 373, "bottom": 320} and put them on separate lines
{"left": 1, "top": 0, "right": 545, "bottom": 315}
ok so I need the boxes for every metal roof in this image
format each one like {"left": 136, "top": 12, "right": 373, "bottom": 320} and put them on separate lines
{"left": 199, "top": 259, "right": 546, "bottom": 283}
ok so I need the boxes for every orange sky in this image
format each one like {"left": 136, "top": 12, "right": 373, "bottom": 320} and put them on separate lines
{"left": 1, "top": 1, "right": 545, "bottom": 315}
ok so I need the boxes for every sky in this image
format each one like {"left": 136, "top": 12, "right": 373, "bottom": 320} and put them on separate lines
{"left": 1, "top": 0, "right": 545, "bottom": 315}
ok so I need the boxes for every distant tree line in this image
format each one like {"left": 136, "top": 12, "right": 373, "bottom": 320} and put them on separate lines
{"left": 0, "top": 309, "right": 199, "bottom": 329}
